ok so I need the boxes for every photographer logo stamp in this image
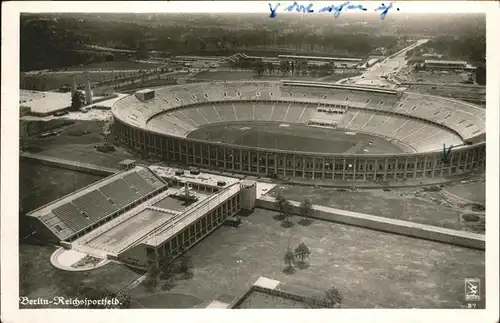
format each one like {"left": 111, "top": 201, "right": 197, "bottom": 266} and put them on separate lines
{"left": 464, "top": 278, "right": 480, "bottom": 302}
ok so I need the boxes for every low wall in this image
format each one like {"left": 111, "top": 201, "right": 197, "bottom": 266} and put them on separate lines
{"left": 20, "top": 153, "right": 118, "bottom": 177}
{"left": 256, "top": 196, "right": 485, "bottom": 250}
{"left": 230, "top": 277, "right": 326, "bottom": 309}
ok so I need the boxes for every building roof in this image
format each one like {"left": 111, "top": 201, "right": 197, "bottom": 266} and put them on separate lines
{"left": 241, "top": 179, "right": 256, "bottom": 187}
{"left": 148, "top": 166, "right": 240, "bottom": 188}
{"left": 424, "top": 60, "right": 468, "bottom": 65}
{"left": 19, "top": 90, "right": 72, "bottom": 114}
{"left": 142, "top": 182, "right": 241, "bottom": 246}
{"left": 278, "top": 55, "right": 362, "bottom": 62}
{"left": 119, "top": 159, "right": 136, "bottom": 165}
{"left": 135, "top": 89, "right": 155, "bottom": 94}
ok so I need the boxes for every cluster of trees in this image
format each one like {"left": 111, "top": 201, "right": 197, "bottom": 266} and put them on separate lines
{"left": 21, "top": 13, "right": 485, "bottom": 72}
{"left": 405, "top": 34, "right": 486, "bottom": 85}
{"left": 21, "top": 14, "right": 400, "bottom": 71}
{"left": 274, "top": 190, "right": 314, "bottom": 226}
{"left": 320, "top": 287, "right": 344, "bottom": 308}
{"left": 406, "top": 35, "right": 485, "bottom": 66}
{"left": 71, "top": 91, "right": 85, "bottom": 110}
{"left": 283, "top": 242, "right": 312, "bottom": 272}
{"left": 144, "top": 246, "right": 194, "bottom": 292}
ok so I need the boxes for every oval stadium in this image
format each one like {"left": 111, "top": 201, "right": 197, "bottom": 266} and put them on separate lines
{"left": 112, "top": 80, "right": 485, "bottom": 183}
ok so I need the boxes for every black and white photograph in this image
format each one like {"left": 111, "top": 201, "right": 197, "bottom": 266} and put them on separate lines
{"left": 1, "top": 1, "right": 499, "bottom": 323}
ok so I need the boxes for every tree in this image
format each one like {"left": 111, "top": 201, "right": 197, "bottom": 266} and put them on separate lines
{"left": 323, "top": 287, "right": 343, "bottom": 308}
{"left": 178, "top": 254, "right": 193, "bottom": 279}
{"left": 266, "top": 62, "right": 275, "bottom": 76}
{"left": 294, "top": 242, "right": 311, "bottom": 264}
{"left": 144, "top": 264, "right": 161, "bottom": 290}
{"left": 279, "top": 60, "right": 290, "bottom": 76}
{"left": 299, "top": 198, "right": 314, "bottom": 220}
{"left": 254, "top": 59, "right": 265, "bottom": 77}
{"left": 475, "top": 66, "right": 486, "bottom": 85}
{"left": 135, "top": 41, "right": 149, "bottom": 60}
{"left": 71, "top": 91, "right": 85, "bottom": 110}
{"left": 284, "top": 247, "right": 295, "bottom": 270}
{"left": 282, "top": 200, "right": 293, "bottom": 222}
{"left": 274, "top": 190, "right": 286, "bottom": 214}
{"left": 179, "top": 254, "right": 193, "bottom": 274}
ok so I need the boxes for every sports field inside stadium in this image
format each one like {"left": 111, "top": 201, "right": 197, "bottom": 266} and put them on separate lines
{"left": 187, "top": 121, "right": 406, "bottom": 154}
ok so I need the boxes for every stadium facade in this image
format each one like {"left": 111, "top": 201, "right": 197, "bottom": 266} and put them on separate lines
{"left": 111, "top": 81, "right": 486, "bottom": 182}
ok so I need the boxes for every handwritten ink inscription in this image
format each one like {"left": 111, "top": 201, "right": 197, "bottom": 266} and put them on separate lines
{"left": 441, "top": 144, "right": 454, "bottom": 164}
{"left": 269, "top": 1, "right": 399, "bottom": 20}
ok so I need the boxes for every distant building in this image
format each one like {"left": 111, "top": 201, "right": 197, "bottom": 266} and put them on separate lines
{"left": 278, "top": 55, "right": 362, "bottom": 67}
{"left": 421, "top": 53, "right": 443, "bottom": 59}
{"left": 135, "top": 89, "right": 155, "bottom": 102}
{"left": 423, "top": 60, "right": 476, "bottom": 71}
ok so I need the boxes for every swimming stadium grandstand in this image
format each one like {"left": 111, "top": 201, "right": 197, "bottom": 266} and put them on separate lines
{"left": 27, "top": 162, "right": 258, "bottom": 269}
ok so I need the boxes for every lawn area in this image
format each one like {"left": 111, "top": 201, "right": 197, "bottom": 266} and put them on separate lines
{"left": 21, "top": 119, "right": 151, "bottom": 169}
{"left": 193, "top": 70, "right": 257, "bottom": 81}
{"left": 317, "top": 72, "right": 363, "bottom": 82}
{"left": 19, "top": 244, "right": 142, "bottom": 308}
{"left": 444, "top": 181, "right": 485, "bottom": 204}
{"left": 187, "top": 122, "right": 402, "bottom": 154}
{"left": 21, "top": 71, "right": 139, "bottom": 91}
{"left": 19, "top": 162, "right": 103, "bottom": 215}
{"left": 236, "top": 291, "right": 311, "bottom": 308}
{"left": 19, "top": 161, "right": 142, "bottom": 309}
{"left": 265, "top": 185, "right": 484, "bottom": 233}
{"left": 37, "top": 144, "right": 148, "bottom": 169}
{"left": 130, "top": 208, "right": 485, "bottom": 309}
{"left": 131, "top": 292, "right": 205, "bottom": 309}
{"left": 66, "top": 60, "right": 164, "bottom": 71}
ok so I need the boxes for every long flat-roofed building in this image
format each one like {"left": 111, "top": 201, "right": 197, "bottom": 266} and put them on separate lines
{"left": 423, "top": 60, "right": 476, "bottom": 71}
{"left": 19, "top": 90, "right": 72, "bottom": 117}
{"left": 278, "top": 55, "right": 362, "bottom": 63}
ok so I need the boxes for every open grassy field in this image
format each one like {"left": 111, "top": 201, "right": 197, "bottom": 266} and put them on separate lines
{"left": 21, "top": 70, "right": 142, "bottom": 91}
{"left": 444, "top": 181, "right": 485, "bottom": 204}
{"left": 187, "top": 122, "right": 403, "bottom": 154}
{"left": 19, "top": 244, "right": 142, "bottom": 308}
{"left": 19, "top": 162, "right": 103, "bottom": 215}
{"left": 316, "top": 72, "right": 363, "bottom": 82}
{"left": 35, "top": 144, "right": 149, "bottom": 169}
{"left": 21, "top": 120, "right": 151, "bottom": 169}
{"left": 63, "top": 60, "right": 164, "bottom": 71}
{"left": 265, "top": 184, "right": 485, "bottom": 234}
{"left": 130, "top": 208, "right": 485, "bottom": 308}
{"left": 193, "top": 70, "right": 257, "bottom": 81}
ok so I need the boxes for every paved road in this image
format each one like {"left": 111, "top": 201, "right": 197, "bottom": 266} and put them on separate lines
{"left": 338, "top": 39, "right": 429, "bottom": 87}
{"left": 23, "top": 68, "right": 168, "bottom": 75}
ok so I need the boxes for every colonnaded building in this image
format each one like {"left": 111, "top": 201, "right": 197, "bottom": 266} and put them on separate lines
{"left": 111, "top": 80, "right": 485, "bottom": 182}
